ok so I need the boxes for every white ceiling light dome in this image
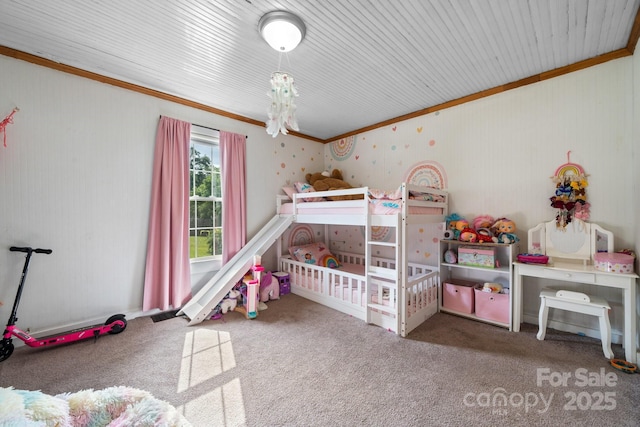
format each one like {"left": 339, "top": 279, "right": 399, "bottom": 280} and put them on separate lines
{"left": 258, "top": 11, "right": 306, "bottom": 52}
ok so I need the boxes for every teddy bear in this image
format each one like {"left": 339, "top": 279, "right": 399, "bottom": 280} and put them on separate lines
{"left": 305, "top": 169, "right": 362, "bottom": 200}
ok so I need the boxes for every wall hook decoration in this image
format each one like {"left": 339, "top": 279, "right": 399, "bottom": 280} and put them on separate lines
{"left": 549, "top": 151, "right": 589, "bottom": 229}
{"left": 0, "top": 107, "right": 19, "bottom": 147}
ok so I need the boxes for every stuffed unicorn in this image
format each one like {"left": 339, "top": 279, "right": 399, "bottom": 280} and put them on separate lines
{"left": 219, "top": 289, "right": 241, "bottom": 314}
{"left": 259, "top": 271, "right": 280, "bottom": 303}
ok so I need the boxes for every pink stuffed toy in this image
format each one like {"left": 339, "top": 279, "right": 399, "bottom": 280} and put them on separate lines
{"left": 259, "top": 271, "right": 280, "bottom": 303}
{"left": 574, "top": 202, "right": 591, "bottom": 221}
{"left": 473, "top": 215, "right": 496, "bottom": 243}
{"left": 472, "top": 215, "right": 494, "bottom": 231}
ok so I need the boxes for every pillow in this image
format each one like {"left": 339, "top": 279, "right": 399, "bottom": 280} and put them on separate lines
{"left": 288, "top": 242, "right": 340, "bottom": 268}
{"left": 282, "top": 186, "right": 296, "bottom": 200}
{"left": 369, "top": 186, "right": 402, "bottom": 200}
{"left": 320, "top": 253, "right": 341, "bottom": 268}
{"left": 294, "top": 181, "right": 317, "bottom": 202}
{"left": 409, "top": 190, "right": 445, "bottom": 202}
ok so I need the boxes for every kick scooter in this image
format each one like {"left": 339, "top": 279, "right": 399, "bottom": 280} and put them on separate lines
{"left": 0, "top": 246, "right": 127, "bottom": 362}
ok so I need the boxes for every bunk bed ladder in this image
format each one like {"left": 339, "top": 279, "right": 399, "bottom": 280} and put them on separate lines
{"left": 365, "top": 210, "right": 403, "bottom": 333}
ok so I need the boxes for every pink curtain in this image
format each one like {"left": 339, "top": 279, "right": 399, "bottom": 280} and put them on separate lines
{"left": 143, "top": 117, "right": 192, "bottom": 311}
{"left": 220, "top": 131, "right": 246, "bottom": 263}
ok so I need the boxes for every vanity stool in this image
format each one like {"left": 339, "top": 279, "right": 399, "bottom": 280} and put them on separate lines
{"left": 537, "top": 289, "right": 614, "bottom": 359}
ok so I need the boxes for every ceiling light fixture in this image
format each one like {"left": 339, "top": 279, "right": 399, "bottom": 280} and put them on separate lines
{"left": 258, "top": 11, "right": 306, "bottom": 52}
{"left": 259, "top": 11, "right": 306, "bottom": 137}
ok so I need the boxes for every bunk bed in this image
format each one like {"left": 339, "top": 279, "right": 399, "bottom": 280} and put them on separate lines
{"left": 276, "top": 183, "right": 449, "bottom": 337}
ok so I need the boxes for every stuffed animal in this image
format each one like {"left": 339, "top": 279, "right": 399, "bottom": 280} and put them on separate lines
{"left": 472, "top": 214, "right": 495, "bottom": 231}
{"left": 305, "top": 169, "right": 361, "bottom": 200}
{"left": 492, "top": 217, "right": 520, "bottom": 244}
{"left": 445, "top": 213, "right": 463, "bottom": 238}
{"left": 482, "top": 282, "right": 504, "bottom": 293}
{"left": 471, "top": 215, "right": 496, "bottom": 243}
{"left": 476, "top": 228, "right": 496, "bottom": 243}
{"left": 458, "top": 227, "right": 478, "bottom": 242}
{"left": 454, "top": 219, "right": 469, "bottom": 239}
{"left": 259, "top": 271, "right": 280, "bottom": 303}
{"left": 220, "top": 289, "right": 241, "bottom": 314}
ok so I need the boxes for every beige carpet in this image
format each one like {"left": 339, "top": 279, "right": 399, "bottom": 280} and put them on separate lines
{"left": 1, "top": 294, "right": 638, "bottom": 426}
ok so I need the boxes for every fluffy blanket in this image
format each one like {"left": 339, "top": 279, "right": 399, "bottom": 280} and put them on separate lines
{"left": 0, "top": 386, "right": 192, "bottom": 426}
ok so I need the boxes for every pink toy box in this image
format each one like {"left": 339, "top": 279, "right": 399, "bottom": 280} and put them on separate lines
{"left": 458, "top": 246, "right": 497, "bottom": 268}
{"left": 442, "top": 280, "right": 478, "bottom": 314}
{"left": 474, "top": 287, "right": 509, "bottom": 324}
{"left": 593, "top": 252, "right": 634, "bottom": 274}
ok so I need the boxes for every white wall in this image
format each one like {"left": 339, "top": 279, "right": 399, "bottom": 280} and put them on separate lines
{"left": 324, "top": 58, "right": 636, "bottom": 342}
{"left": 326, "top": 59, "right": 633, "bottom": 243}
{"left": 0, "top": 55, "right": 323, "bottom": 333}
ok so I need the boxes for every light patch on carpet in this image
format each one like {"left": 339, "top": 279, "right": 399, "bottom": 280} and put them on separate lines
{"left": 177, "top": 329, "right": 244, "bottom": 425}
{"left": 178, "top": 329, "right": 236, "bottom": 392}
{"left": 179, "top": 378, "right": 245, "bottom": 427}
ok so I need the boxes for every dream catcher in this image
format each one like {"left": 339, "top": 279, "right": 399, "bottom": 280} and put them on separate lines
{"left": 266, "top": 72, "right": 299, "bottom": 138}
{"left": 549, "top": 151, "right": 589, "bottom": 229}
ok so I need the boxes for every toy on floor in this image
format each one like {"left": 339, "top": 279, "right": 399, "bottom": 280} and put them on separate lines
{"left": 209, "top": 308, "right": 223, "bottom": 321}
{"left": 219, "top": 289, "right": 241, "bottom": 314}
{"left": 1, "top": 246, "right": 126, "bottom": 362}
{"left": 260, "top": 271, "right": 280, "bottom": 303}
{"left": 272, "top": 271, "right": 291, "bottom": 295}
{"left": 245, "top": 279, "right": 259, "bottom": 318}
{"left": 235, "top": 256, "right": 263, "bottom": 319}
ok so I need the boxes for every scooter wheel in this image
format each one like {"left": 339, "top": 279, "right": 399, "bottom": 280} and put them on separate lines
{"left": 0, "top": 339, "right": 14, "bottom": 362}
{"left": 105, "top": 314, "right": 127, "bottom": 334}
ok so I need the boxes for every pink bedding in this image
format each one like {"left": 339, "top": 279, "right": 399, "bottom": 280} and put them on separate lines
{"left": 279, "top": 200, "right": 441, "bottom": 215}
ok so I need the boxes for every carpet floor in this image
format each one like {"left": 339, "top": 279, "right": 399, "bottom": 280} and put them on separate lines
{"left": 1, "top": 294, "right": 638, "bottom": 426}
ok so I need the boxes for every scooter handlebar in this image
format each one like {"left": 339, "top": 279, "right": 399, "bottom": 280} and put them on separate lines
{"left": 10, "top": 246, "right": 53, "bottom": 254}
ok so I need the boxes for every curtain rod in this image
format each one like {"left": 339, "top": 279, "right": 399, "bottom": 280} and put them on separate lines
{"left": 158, "top": 115, "right": 247, "bottom": 138}
{"left": 191, "top": 122, "right": 247, "bottom": 139}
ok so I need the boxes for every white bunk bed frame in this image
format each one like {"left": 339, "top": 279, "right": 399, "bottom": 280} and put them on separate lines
{"left": 276, "top": 183, "right": 448, "bottom": 337}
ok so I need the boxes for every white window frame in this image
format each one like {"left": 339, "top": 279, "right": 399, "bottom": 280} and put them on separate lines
{"left": 189, "top": 125, "right": 222, "bottom": 261}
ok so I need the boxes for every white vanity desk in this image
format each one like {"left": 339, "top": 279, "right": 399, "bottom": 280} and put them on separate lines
{"left": 513, "top": 261, "right": 637, "bottom": 363}
{"left": 512, "top": 221, "right": 638, "bottom": 364}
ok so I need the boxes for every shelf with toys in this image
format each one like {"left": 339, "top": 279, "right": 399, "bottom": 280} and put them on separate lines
{"left": 437, "top": 215, "right": 520, "bottom": 330}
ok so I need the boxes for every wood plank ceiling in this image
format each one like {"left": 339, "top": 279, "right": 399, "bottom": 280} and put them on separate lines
{"left": 0, "top": 0, "right": 639, "bottom": 142}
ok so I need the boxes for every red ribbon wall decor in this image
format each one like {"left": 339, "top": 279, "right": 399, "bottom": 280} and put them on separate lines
{"left": 0, "top": 107, "right": 19, "bottom": 147}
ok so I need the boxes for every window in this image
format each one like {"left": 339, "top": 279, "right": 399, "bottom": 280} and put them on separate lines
{"left": 189, "top": 126, "right": 222, "bottom": 260}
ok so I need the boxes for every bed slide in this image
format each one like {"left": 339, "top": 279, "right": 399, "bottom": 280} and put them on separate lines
{"left": 178, "top": 214, "right": 294, "bottom": 325}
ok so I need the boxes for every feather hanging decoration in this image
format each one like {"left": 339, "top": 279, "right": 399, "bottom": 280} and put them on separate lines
{"left": 266, "top": 72, "right": 299, "bottom": 137}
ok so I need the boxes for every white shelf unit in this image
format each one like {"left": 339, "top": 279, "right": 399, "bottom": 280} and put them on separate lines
{"left": 438, "top": 240, "right": 518, "bottom": 330}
